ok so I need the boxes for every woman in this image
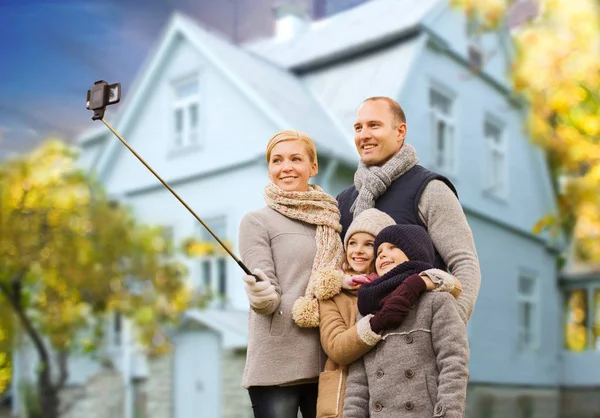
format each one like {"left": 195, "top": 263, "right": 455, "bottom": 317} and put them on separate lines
{"left": 238, "top": 130, "right": 346, "bottom": 418}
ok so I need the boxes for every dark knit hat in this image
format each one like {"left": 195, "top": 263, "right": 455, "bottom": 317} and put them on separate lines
{"left": 374, "top": 224, "right": 435, "bottom": 265}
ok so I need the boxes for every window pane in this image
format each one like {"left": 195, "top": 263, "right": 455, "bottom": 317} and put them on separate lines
{"left": 430, "top": 89, "right": 452, "bottom": 114}
{"left": 218, "top": 258, "right": 227, "bottom": 297}
{"left": 174, "top": 108, "right": 183, "bottom": 146}
{"left": 436, "top": 120, "right": 446, "bottom": 166}
{"left": 594, "top": 289, "right": 600, "bottom": 350}
{"left": 189, "top": 104, "right": 198, "bottom": 128}
{"left": 202, "top": 260, "right": 212, "bottom": 288}
{"left": 518, "top": 302, "right": 533, "bottom": 347}
{"left": 174, "top": 109, "right": 183, "bottom": 132}
{"left": 517, "top": 396, "right": 534, "bottom": 418}
{"left": 174, "top": 79, "right": 198, "bottom": 99}
{"left": 485, "top": 121, "right": 502, "bottom": 144}
{"left": 188, "top": 103, "right": 199, "bottom": 144}
{"left": 519, "top": 276, "right": 535, "bottom": 296}
{"left": 200, "top": 217, "right": 227, "bottom": 241}
{"left": 565, "top": 289, "right": 588, "bottom": 351}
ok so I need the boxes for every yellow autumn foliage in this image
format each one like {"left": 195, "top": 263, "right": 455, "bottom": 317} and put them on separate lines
{"left": 0, "top": 139, "right": 195, "bottom": 369}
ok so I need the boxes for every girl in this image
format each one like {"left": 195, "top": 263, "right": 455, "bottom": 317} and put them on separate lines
{"left": 313, "top": 209, "right": 461, "bottom": 418}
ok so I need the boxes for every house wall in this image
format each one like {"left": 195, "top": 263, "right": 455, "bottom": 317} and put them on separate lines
{"left": 102, "top": 36, "right": 279, "bottom": 197}
{"left": 134, "top": 341, "right": 251, "bottom": 418}
{"left": 61, "top": 369, "right": 125, "bottom": 418}
{"left": 466, "top": 385, "right": 560, "bottom": 418}
{"left": 221, "top": 349, "right": 252, "bottom": 418}
{"left": 465, "top": 214, "right": 560, "bottom": 385}
{"left": 400, "top": 43, "right": 556, "bottom": 236}
{"left": 423, "top": 1, "right": 513, "bottom": 91}
{"left": 398, "top": 42, "right": 561, "bottom": 388}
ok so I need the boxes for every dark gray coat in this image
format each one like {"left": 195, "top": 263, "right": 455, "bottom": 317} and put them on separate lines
{"left": 343, "top": 292, "right": 469, "bottom": 418}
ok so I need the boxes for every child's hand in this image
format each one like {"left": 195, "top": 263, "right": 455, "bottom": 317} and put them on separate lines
{"left": 343, "top": 274, "right": 376, "bottom": 289}
{"left": 341, "top": 274, "right": 363, "bottom": 290}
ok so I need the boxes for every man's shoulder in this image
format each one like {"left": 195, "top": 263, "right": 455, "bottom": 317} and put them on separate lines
{"left": 409, "top": 166, "right": 458, "bottom": 199}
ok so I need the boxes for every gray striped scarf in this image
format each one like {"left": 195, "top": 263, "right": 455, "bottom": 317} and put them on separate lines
{"left": 350, "top": 143, "right": 419, "bottom": 217}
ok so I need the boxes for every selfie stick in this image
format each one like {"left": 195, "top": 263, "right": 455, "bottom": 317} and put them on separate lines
{"left": 86, "top": 80, "right": 259, "bottom": 280}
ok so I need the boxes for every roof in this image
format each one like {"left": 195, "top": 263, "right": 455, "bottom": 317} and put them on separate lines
{"left": 303, "top": 36, "right": 423, "bottom": 136}
{"left": 182, "top": 308, "right": 249, "bottom": 349}
{"left": 79, "top": 11, "right": 358, "bottom": 179}
{"left": 245, "top": 0, "right": 441, "bottom": 70}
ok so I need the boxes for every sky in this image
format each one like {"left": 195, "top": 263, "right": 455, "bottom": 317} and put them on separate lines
{"left": 0, "top": 0, "right": 209, "bottom": 157}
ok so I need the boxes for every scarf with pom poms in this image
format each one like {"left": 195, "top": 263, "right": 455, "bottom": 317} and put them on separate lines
{"left": 264, "top": 182, "right": 345, "bottom": 327}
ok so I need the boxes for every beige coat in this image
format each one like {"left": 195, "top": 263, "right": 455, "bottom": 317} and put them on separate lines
{"left": 238, "top": 206, "right": 325, "bottom": 388}
{"left": 343, "top": 292, "right": 469, "bottom": 418}
{"left": 317, "top": 290, "right": 380, "bottom": 418}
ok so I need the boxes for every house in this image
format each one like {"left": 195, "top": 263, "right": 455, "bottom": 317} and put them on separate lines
{"left": 12, "top": 0, "right": 577, "bottom": 417}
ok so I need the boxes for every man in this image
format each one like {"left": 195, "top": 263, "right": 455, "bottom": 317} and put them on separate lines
{"left": 337, "top": 96, "right": 480, "bottom": 321}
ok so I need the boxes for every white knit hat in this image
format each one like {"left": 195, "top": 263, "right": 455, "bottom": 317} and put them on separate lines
{"left": 344, "top": 208, "right": 396, "bottom": 249}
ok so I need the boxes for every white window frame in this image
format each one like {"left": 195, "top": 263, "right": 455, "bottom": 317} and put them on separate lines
{"left": 483, "top": 117, "right": 508, "bottom": 198}
{"left": 517, "top": 273, "right": 539, "bottom": 351}
{"left": 171, "top": 75, "right": 201, "bottom": 150}
{"left": 429, "top": 86, "right": 457, "bottom": 175}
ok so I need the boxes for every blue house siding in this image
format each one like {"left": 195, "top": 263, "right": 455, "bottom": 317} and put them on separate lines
{"left": 64, "top": 1, "right": 596, "bottom": 416}
{"left": 465, "top": 213, "right": 560, "bottom": 386}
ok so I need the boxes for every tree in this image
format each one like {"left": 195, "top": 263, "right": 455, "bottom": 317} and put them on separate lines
{"left": 0, "top": 313, "right": 12, "bottom": 395}
{"left": 0, "top": 139, "right": 195, "bottom": 418}
{"left": 452, "top": 0, "right": 600, "bottom": 261}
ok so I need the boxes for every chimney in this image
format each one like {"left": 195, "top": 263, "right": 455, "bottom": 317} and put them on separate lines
{"left": 272, "top": 2, "right": 309, "bottom": 41}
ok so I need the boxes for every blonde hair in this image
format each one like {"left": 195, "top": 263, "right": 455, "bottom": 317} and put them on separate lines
{"left": 265, "top": 130, "right": 318, "bottom": 165}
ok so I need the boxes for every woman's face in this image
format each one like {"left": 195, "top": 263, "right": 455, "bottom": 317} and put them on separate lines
{"left": 268, "top": 140, "right": 317, "bottom": 192}
{"left": 346, "top": 232, "right": 376, "bottom": 274}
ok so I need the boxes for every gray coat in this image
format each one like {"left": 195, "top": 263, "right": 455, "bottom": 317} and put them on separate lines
{"left": 343, "top": 292, "right": 469, "bottom": 418}
{"left": 238, "top": 206, "right": 324, "bottom": 388}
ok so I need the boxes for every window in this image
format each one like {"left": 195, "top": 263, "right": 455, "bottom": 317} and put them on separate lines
{"left": 429, "top": 88, "right": 456, "bottom": 173}
{"left": 517, "top": 396, "right": 534, "bottom": 418}
{"left": 198, "top": 216, "right": 228, "bottom": 308}
{"left": 484, "top": 119, "right": 507, "bottom": 197}
{"left": 517, "top": 275, "right": 538, "bottom": 350}
{"left": 594, "top": 289, "right": 600, "bottom": 350}
{"left": 466, "top": 15, "right": 484, "bottom": 71}
{"left": 113, "top": 311, "right": 122, "bottom": 346}
{"left": 172, "top": 77, "right": 200, "bottom": 149}
{"left": 564, "top": 289, "right": 588, "bottom": 352}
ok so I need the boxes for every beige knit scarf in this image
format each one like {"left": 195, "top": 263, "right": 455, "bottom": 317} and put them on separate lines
{"left": 264, "top": 182, "right": 345, "bottom": 327}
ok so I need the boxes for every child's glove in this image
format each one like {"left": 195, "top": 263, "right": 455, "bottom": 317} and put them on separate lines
{"left": 370, "top": 274, "right": 427, "bottom": 334}
{"left": 370, "top": 294, "right": 411, "bottom": 334}
{"left": 242, "top": 269, "right": 278, "bottom": 309}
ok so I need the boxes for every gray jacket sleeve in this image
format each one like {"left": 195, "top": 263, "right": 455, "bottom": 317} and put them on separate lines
{"left": 342, "top": 359, "right": 369, "bottom": 418}
{"left": 238, "top": 212, "right": 281, "bottom": 315}
{"left": 418, "top": 179, "right": 481, "bottom": 322}
{"left": 431, "top": 293, "right": 470, "bottom": 418}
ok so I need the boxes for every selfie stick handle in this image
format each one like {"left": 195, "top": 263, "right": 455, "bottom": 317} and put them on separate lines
{"left": 100, "top": 119, "right": 259, "bottom": 280}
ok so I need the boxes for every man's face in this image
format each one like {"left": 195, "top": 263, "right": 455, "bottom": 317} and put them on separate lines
{"left": 353, "top": 100, "right": 406, "bottom": 166}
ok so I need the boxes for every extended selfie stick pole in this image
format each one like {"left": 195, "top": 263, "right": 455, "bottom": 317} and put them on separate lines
{"left": 100, "top": 120, "right": 259, "bottom": 279}
{"left": 86, "top": 80, "right": 258, "bottom": 279}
